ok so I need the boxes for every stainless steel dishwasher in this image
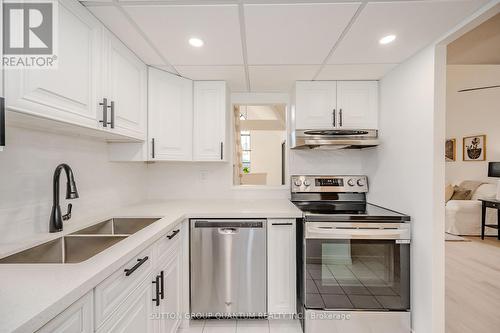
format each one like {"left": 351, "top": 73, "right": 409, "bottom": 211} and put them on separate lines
{"left": 190, "top": 219, "right": 267, "bottom": 317}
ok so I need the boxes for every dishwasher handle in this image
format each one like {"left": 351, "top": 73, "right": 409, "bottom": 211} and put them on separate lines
{"left": 193, "top": 220, "right": 265, "bottom": 228}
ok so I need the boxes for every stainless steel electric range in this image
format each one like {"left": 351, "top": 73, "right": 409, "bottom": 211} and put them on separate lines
{"left": 292, "top": 175, "right": 411, "bottom": 333}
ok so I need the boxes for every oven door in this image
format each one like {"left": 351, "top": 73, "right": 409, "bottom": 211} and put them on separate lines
{"left": 304, "top": 222, "right": 410, "bottom": 312}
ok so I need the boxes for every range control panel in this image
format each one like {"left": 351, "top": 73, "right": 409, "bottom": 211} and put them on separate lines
{"left": 291, "top": 175, "right": 368, "bottom": 193}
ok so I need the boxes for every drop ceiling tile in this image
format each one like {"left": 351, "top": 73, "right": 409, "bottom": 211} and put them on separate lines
{"left": 249, "top": 65, "right": 318, "bottom": 92}
{"left": 316, "top": 64, "right": 398, "bottom": 80}
{"left": 244, "top": 3, "right": 361, "bottom": 65}
{"left": 123, "top": 4, "right": 244, "bottom": 66}
{"left": 175, "top": 65, "right": 247, "bottom": 92}
{"left": 88, "top": 5, "right": 165, "bottom": 65}
{"left": 329, "top": 0, "right": 490, "bottom": 64}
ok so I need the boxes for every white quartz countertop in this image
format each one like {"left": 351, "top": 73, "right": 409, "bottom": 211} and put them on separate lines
{"left": 0, "top": 199, "right": 301, "bottom": 333}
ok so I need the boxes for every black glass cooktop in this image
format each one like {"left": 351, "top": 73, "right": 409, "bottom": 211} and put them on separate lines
{"left": 292, "top": 201, "right": 410, "bottom": 222}
{"left": 293, "top": 201, "right": 367, "bottom": 215}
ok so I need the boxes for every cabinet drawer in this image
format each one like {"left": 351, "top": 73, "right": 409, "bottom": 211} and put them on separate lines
{"left": 38, "top": 291, "right": 93, "bottom": 333}
{"left": 156, "top": 225, "right": 182, "bottom": 266}
{"left": 94, "top": 246, "right": 154, "bottom": 328}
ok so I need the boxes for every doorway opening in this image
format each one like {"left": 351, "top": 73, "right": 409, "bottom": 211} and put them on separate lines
{"left": 233, "top": 104, "right": 287, "bottom": 186}
{"left": 443, "top": 11, "right": 500, "bottom": 333}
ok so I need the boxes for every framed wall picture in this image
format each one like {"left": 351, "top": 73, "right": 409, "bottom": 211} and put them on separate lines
{"left": 463, "top": 135, "right": 486, "bottom": 161}
{"left": 445, "top": 139, "right": 456, "bottom": 161}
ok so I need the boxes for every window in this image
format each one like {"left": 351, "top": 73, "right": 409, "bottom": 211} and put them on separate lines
{"left": 241, "top": 131, "right": 251, "bottom": 172}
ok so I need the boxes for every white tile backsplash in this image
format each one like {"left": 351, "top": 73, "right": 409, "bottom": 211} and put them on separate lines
{"left": 0, "top": 126, "right": 148, "bottom": 245}
{"left": 145, "top": 149, "right": 363, "bottom": 200}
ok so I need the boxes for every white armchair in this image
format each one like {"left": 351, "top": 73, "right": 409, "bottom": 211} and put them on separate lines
{"left": 445, "top": 183, "right": 498, "bottom": 236}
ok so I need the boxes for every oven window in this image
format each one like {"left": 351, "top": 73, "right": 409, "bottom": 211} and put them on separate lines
{"left": 305, "top": 239, "right": 410, "bottom": 311}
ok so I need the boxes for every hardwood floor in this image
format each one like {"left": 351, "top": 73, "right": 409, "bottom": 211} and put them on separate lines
{"left": 446, "top": 236, "right": 500, "bottom": 333}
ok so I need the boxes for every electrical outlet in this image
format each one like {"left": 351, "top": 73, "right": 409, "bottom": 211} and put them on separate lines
{"left": 200, "top": 170, "right": 209, "bottom": 182}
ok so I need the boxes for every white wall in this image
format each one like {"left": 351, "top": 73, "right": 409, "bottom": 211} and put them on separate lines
{"left": 289, "top": 149, "right": 365, "bottom": 176}
{"left": 446, "top": 65, "right": 500, "bottom": 184}
{"left": 363, "top": 45, "right": 445, "bottom": 333}
{"left": 249, "top": 130, "right": 286, "bottom": 186}
{"left": 145, "top": 149, "right": 365, "bottom": 199}
{"left": 146, "top": 162, "right": 289, "bottom": 199}
{"left": 0, "top": 126, "right": 148, "bottom": 245}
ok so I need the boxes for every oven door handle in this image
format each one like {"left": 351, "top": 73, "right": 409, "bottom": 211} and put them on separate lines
{"left": 306, "top": 227, "right": 410, "bottom": 240}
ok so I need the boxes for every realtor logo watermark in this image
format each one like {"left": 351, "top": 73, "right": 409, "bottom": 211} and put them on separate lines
{"left": 2, "top": 0, "right": 58, "bottom": 68}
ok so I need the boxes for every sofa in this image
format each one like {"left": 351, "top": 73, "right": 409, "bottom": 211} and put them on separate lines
{"left": 445, "top": 183, "right": 498, "bottom": 236}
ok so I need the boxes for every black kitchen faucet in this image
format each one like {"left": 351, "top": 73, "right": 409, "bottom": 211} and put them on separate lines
{"left": 49, "top": 164, "right": 79, "bottom": 233}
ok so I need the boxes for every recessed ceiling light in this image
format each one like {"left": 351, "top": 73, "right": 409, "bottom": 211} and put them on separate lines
{"left": 379, "top": 35, "right": 396, "bottom": 45}
{"left": 189, "top": 37, "right": 204, "bottom": 48}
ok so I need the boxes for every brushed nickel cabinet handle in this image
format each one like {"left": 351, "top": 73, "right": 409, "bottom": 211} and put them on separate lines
{"left": 99, "top": 98, "right": 108, "bottom": 128}
{"left": 109, "top": 101, "right": 115, "bottom": 129}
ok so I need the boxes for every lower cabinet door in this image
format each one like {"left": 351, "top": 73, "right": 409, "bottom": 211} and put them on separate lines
{"left": 158, "top": 246, "right": 182, "bottom": 333}
{"left": 37, "top": 291, "right": 93, "bottom": 333}
{"left": 267, "top": 219, "right": 297, "bottom": 315}
{"left": 97, "top": 276, "right": 156, "bottom": 333}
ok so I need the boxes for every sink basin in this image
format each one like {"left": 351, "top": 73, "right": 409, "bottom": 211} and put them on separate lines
{"left": 0, "top": 217, "right": 161, "bottom": 264}
{"left": 0, "top": 235, "right": 128, "bottom": 264}
{"left": 70, "top": 218, "right": 160, "bottom": 236}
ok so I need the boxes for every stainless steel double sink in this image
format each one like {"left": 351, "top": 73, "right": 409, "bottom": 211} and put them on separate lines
{"left": 0, "top": 218, "right": 160, "bottom": 264}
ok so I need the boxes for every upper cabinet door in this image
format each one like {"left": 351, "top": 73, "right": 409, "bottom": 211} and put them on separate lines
{"left": 5, "top": 0, "right": 101, "bottom": 128}
{"left": 336, "top": 81, "right": 378, "bottom": 129}
{"left": 295, "top": 81, "right": 337, "bottom": 129}
{"left": 104, "top": 33, "right": 147, "bottom": 141}
{"left": 193, "top": 81, "right": 227, "bottom": 161}
{"left": 148, "top": 68, "right": 193, "bottom": 161}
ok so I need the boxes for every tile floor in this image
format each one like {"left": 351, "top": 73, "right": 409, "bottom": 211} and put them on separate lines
{"left": 177, "top": 319, "right": 303, "bottom": 333}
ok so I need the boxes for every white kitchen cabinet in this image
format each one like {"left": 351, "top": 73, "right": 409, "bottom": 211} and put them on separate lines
{"left": 148, "top": 68, "right": 193, "bottom": 161}
{"left": 37, "top": 291, "right": 93, "bottom": 333}
{"left": 295, "top": 81, "right": 337, "bottom": 129}
{"left": 193, "top": 81, "right": 227, "bottom": 161}
{"left": 157, "top": 242, "right": 182, "bottom": 333}
{"left": 108, "top": 74, "right": 230, "bottom": 162}
{"left": 94, "top": 246, "right": 154, "bottom": 328}
{"left": 96, "top": 276, "right": 155, "bottom": 333}
{"left": 336, "top": 81, "right": 378, "bottom": 129}
{"left": 267, "top": 219, "right": 296, "bottom": 314}
{"left": 294, "top": 81, "right": 378, "bottom": 130}
{"left": 5, "top": 0, "right": 101, "bottom": 129}
{"left": 102, "top": 32, "right": 147, "bottom": 141}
